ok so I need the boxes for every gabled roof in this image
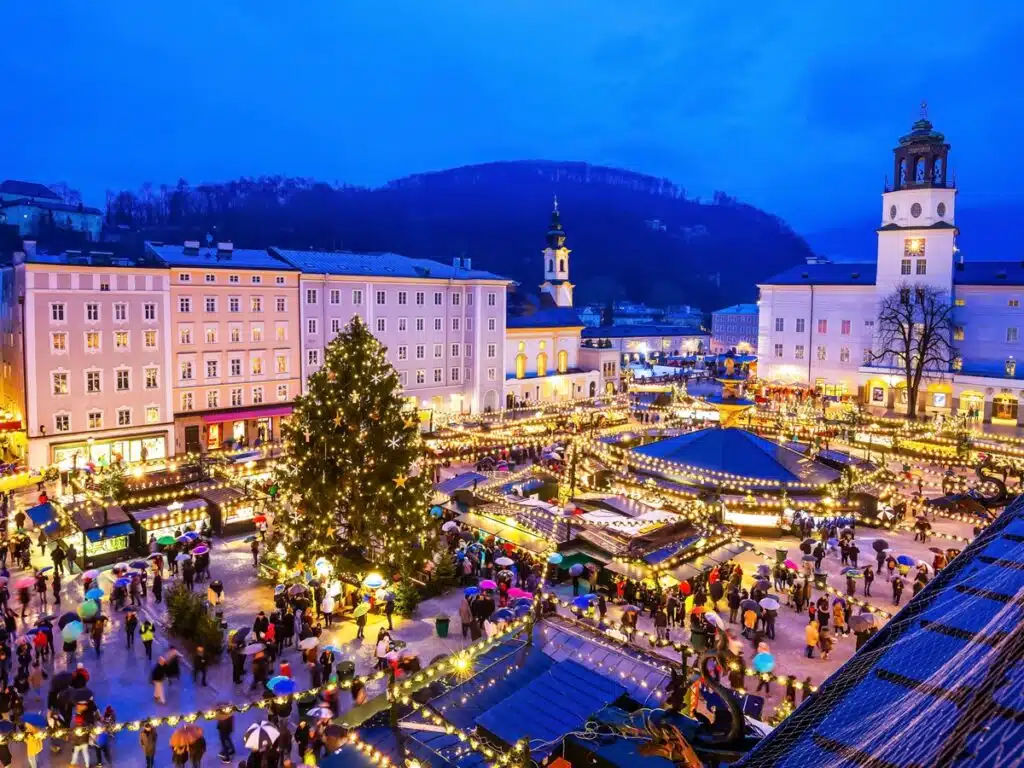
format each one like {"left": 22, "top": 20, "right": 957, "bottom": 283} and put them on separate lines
{"left": 0, "top": 180, "right": 60, "bottom": 200}
{"left": 272, "top": 248, "right": 508, "bottom": 281}
{"left": 954, "top": 261, "right": 1024, "bottom": 286}
{"left": 760, "top": 262, "right": 876, "bottom": 286}
{"left": 737, "top": 495, "right": 1024, "bottom": 768}
{"left": 146, "top": 243, "right": 296, "bottom": 271}
{"left": 506, "top": 289, "right": 583, "bottom": 328}
{"left": 582, "top": 325, "right": 709, "bottom": 339}
{"left": 713, "top": 303, "right": 758, "bottom": 316}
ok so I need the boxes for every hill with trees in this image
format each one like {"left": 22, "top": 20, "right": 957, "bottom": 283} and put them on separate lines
{"left": 103, "top": 161, "right": 815, "bottom": 309}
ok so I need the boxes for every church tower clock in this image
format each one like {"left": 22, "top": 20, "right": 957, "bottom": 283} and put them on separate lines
{"left": 540, "top": 196, "right": 574, "bottom": 308}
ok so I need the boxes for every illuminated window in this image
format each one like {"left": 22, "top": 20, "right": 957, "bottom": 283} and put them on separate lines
{"left": 181, "top": 392, "right": 194, "bottom": 411}
{"left": 276, "top": 354, "right": 288, "bottom": 374}
{"left": 251, "top": 357, "right": 264, "bottom": 376}
{"left": 557, "top": 349, "right": 568, "bottom": 373}
{"left": 515, "top": 354, "right": 527, "bottom": 379}
{"left": 86, "top": 331, "right": 101, "bottom": 351}
{"left": 88, "top": 410, "right": 103, "bottom": 429}
{"left": 52, "top": 372, "right": 68, "bottom": 395}
{"left": 51, "top": 332, "right": 67, "bottom": 353}
{"left": 146, "top": 406, "right": 160, "bottom": 424}
{"left": 144, "top": 330, "right": 157, "bottom": 348}
{"left": 145, "top": 367, "right": 159, "bottom": 389}
{"left": 536, "top": 352, "right": 548, "bottom": 377}
{"left": 953, "top": 327, "right": 964, "bottom": 341}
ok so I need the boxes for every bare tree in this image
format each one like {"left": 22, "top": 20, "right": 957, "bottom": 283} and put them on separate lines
{"left": 869, "top": 283, "right": 956, "bottom": 419}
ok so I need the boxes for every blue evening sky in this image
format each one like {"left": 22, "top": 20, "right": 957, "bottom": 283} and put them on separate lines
{"left": 2, "top": 1, "right": 1021, "bottom": 233}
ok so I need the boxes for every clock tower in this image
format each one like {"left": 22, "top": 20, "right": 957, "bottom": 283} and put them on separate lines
{"left": 540, "top": 196, "right": 574, "bottom": 308}
{"left": 875, "top": 103, "right": 958, "bottom": 296}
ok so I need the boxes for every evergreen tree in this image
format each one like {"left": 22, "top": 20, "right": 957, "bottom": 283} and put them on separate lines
{"left": 275, "top": 317, "right": 435, "bottom": 577}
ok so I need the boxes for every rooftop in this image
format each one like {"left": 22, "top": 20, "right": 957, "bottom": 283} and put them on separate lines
{"left": 582, "top": 325, "right": 710, "bottom": 339}
{"left": 146, "top": 242, "right": 296, "bottom": 271}
{"left": 271, "top": 248, "right": 508, "bottom": 281}
{"left": 0, "top": 197, "right": 103, "bottom": 215}
{"left": 954, "top": 260, "right": 1024, "bottom": 286}
{"left": 21, "top": 246, "right": 160, "bottom": 268}
{"left": 714, "top": 303, "right": 759, "bottom": 316}
{"left": 0, "top": 180, "right": 61, "bottom": 200}
{"left": 507, "top": 290, "right": 584, "bottom": 329}
{"left": 760, "top": 262, "right": 877, "bottom": 287}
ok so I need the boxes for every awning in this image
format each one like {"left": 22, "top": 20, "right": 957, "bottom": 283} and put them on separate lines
{"left": 434, "top": 472, "right": 488, "bottom": 495}
{"left": 603, "top": 559, "right": 652, "bottom": 582}
{"left": 84, "top": 522, "right": 135, "bottom": 542}
{"left": 454, "top": 511, "right": 551, "bottom": 554}
{"left": 666, "top": 541, "right": 748, "bottom": 583}
{"left": 202, "top": 405, "right": 293, "bottom": 425}
{"left": 27, "top": 502, "right": 59, "bottom": 531}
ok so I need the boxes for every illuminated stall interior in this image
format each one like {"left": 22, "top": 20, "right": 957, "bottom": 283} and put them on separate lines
{"left": 130, "top": 497, "right": 210, "bottom": 544}
{"left": 193, "top": 484, "right": 256, "bottom": 535}
{"left": 63, "top": 503, "right": 136, "bottom": 569}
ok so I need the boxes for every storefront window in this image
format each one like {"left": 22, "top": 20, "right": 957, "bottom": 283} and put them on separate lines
{"left": 84, "top": 535, "right": 129, "bottom": 558}
{"left": 208, "top": 423, "right": 221, "bottom": 449}
{"left": 932, "top": 392, "right": 948, "bottom": 408}
{"left": 53, "top": 435, "right": 166, "bottom": 471}
{"left": 256, "top": 418, "right": 271, "bottom": 442}
{"left": 871, "top": 386, "right": 885, "bottom": 404}
{"left": 993, "top": 397, "right": 1018, "bottom": 422}
{"left": 233, "top": 421, "right": 246, "bottom": 442}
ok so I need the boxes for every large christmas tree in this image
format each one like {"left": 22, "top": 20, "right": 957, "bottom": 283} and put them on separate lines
{"left": 275, "top": 317, "right": 435, "bottom": 577}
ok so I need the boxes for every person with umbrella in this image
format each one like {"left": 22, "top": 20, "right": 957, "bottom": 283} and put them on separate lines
{"left": 188, "top": 726, "right": 207, "bottom": 768}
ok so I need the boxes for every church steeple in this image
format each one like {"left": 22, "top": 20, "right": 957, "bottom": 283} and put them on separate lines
{"left": 891, "top": 101, "right": 952, "bottom": 191}
{"left": 541, "top": 196, "right": 574, "bottom": 308}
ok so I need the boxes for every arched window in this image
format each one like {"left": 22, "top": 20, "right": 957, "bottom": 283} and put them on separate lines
{"left": 506, "top": 392, "right": 515, "bottom": 410}
{"left": 899, "top": 159, "right": 907, "bottom": 185}
{"left": 933, "top": 157, "right": 943, "bottom": 183}
{"left": 557, "top": 349, "right": 568, "bottom": 373}
{"left": 589, "top": 381, "right": 597, "bottom": 397}
{"left": 559, "top": 259, "right": 565, "bottom": 272}
{"left": 915, "top": 157, "right": 926, "bottom": 183}
{"left": 547, "top": 259, "right": 554, "bottom": 273}
{"left": 515, "top": 353, "right": 527, "bottom": 379}
{"left": 536, "top": 352, "right": 548, "bottom": 377}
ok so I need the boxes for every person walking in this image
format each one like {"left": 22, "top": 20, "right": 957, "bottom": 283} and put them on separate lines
{"left": 892, "top": 576, "right": 905, "bottom": 606}
{"left": 193, "top": 645, "right": 209, "bottom": 687}
{"left": 189, "top": 729, "right": 207, "bottom": 768}
{"left": 152, "top": 571, "right": 163, "bottom": 604}
{"left": 125, "top": 610, "right": 139, "bottom": 649}
{"left": 151, "top": 657, "right": 167, "bottom": 704}
{"left": 90, "top": 617, "right": 104, "bottom": 658}
{"left": 384, "top": 591, "right": 395, "bottom": 630}
{"left": 139, "top": 723, "right": 158, "bottom": 768}
{"left": 141, "top": 620, "right": 155, "bottom": 661}
{"left": 217, "top": 711, "right": 236, "bottom": 762}
{"left": 804, "top": 620, "right": 819, "bottom": 658}
{"left": 251, "top": 538, "right": 260, "bottom": 568}
{"left": 863, "top": 565, "right": 874, "bottom": 597}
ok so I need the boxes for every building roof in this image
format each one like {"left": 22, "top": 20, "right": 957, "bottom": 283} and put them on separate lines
{"left": 760, "top": 262, "right": 877, "bottom": 286}
{"left": 582, "top": 324, "right": 710, "bottom": 339}
{"left": 506, "top": 290, "right": 583, "bottom": 328}
{"left": 271, "top": 248, "right": 508, "bottom": 281}
{"left": 713, "top": 303, "right": 758, "bottom": 316}
{"left": 24, "top": 247, "right": 161, "bottom": 268}
{"left": 953, "top": 261, "right": 1024, "bottom": 286}
{"left": 0, "top": 180, "right": 60, "bottom": 200}
{"left": 633, "top": 427, "right": 841, "bottom": 485}
{"left": 738, "top": 495, "right": 1024, "bottom": 768}
{"left": 146, "top": 243, "right": 297, "bottom": 271}
{"left": 0, "top": 198, "right": 102, "bottom": 215}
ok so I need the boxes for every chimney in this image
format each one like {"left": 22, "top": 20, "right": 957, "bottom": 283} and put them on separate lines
{"left": 452, "top": 256, "right": 462, "bottom": 269}
{"left": 183, "top": 240, "right": 201, "bottom": 254}
{"left": 463, "top": 257, "right": 472, "bottom": 270}
{"left": 22, "top": 240, "right": 37, "bottom": 259}
{"left": 217, "top": 241, "right": 234, "bottom": 253}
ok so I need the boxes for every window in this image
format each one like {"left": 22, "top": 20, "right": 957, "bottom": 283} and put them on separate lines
{"left": 840, "top": 347, "right": 851, "bottom": 363}
{"left": 145, "top": 367, "right": 158, "bottom": 389}
{"left": 86, "top": 331, "right": 101, "bottom": 351}
{"left": 775, "top": 318, "right": 784, "bottom": 332}
{"left": 252, "top": 386, "right": 264, "bottom": 404}
{"left": 433, "top": 368, "right": 443, "bottom": 383}
{"left": 416, "top": 370, "right": 425, "bottom": 384}
{"left": 144, "top": 330, "right": 157, "bottom": 349}
{"left": 399, "top": 372, "right": 408, "bottom": 386}
{"left": 452, "top": 293, "right": 461, "bottom": 306}
{"left": 451, "top": 367, "right": 460, "bottom": 382}
{"left": 207, "top": 390, "right": 219, "bottom": 409}
{"left": 181, "top": 392, "right": 194, "bottom": 411}
{"left": 307, "top": 350, "right": 319, "bottom": 366}
{"left": 179, "top": 273, "right": 192, "bottom": 283}
{"left": 86, "top": 370, "right": 101, "bottom": 393}
{"left": 178, "top": 297, "right": 191, "bottom": 313}
{"left": 51, "top": 332, "right": 67, "bottom": 353}
{"left": 229, "top": 275, "right": 239, "bottom": 284}
{"left": 817, "top": 319, "right": 827, "bottom": 334}
{"left": 86, "top": 303, "right": 99, "bottom": 322}
{"left": 306, "top": 289, "right": 318, "bottom": 305}
{"left": 331, "top": 319, "right": 341, "bottom": 334}
{"left": 488, "top": 292, "right": 496, "bottom": 307}
{"left": 488, "top": 318, "right": 496, "bottom": 332}
{"left": 773, "top": 344, "right": 783, "bottom": 358}
{"left": 205, "top": 326, "right": 217, "bottom": 344}
{"left": 415, "top": 345, "right": 425, "bottom": 359}
{"left": 487, "top": 343, "right": 496, "bottom": 358}
{"left": 955, "top": 298, "right": 966, "bottom": 307}
{"left": 916, "top": 259, "right": 927, "bottom": 275}
{"left": 55, "top": 414, "right": 70, "bottom": 432}
{"left": 180, "top": 361, "right": 193, "bottom": 380}
{"left": 116, "top": 369, "right": 130, "bottom": 391}
{"left": 52, "top": 372, "right": 69, "bottom": 395}
{"left": 864, "top": 319, "right": 875, "bottom": 328}
{"left": 179, "top": 327, "right": 192, "bottom": 345}
{"left": 114, "top": 303, "right": 127, "bottom": 321}
{"left": 250, "top": 296, "right": 263, "bottom": 313}
{"left": 205, "top": 273, "right": 216, "bottom": 283}
{"left": 251, "top": 357, "right": 264, "bottom": 376}
{"left": 376, "top": 290, "right": 386, "bottom": 305}
{"left": 144, "top": 303, "right": 156, "bottom": 321}
{"left": 1009, "top": 328, "right": 1019, "bottom": 343}
{"left": 416, "top": 318, "right": 424, "bottom": 332}
{"left": 229, "top": 297, "right": 240, "bottom": 313}
{"left": 467, "top": 293, "right": 473, "bottom": 306}
{"left": 434, "top": 292, "right": 442, "bottom": 306}
{"left": 352, "top": 290, "right": 363, "bottom": 305}
{"left": 276, "top": 324, "right": 287, "bottom": 342}
{"left": 118, "top": 408, "right": 131, "bottom": 426}
{"left": 206, "top": 359, "right": 219, "bottom": 379}
{"left": 863, "top": 349, "right": 873, "bottom": 363}
{"left": 841, "top": 319, "right": 851, "bottom": 335}
{"left": 795, "top": 344, "right": 805, "bottom": 360}
{"left": 230, "top": 357, "right": 242, "bottom": 376}
{"left": 488, "top": 367, "right": 497, "bottom": 381}
{"left": 816, "top": 346, "right": 827, "bottom": 360}
{"left": 466, "top": 343, "right": 473, "bottom": 358}
{"left": 307, "top": 318, "right": 317, "bottom": 335}
{"left": 276, "top": 276, "right": 285, "bottom": 285}
{"left": 376, "top": 318, "right": 386, "bottom": 333}
{"left": 433, "top": 344, "right": 443, "bottom": 358}
{"left": 398, "top": 318, "right": 407, "bottom": 332}
{"left": 954, "top": 326, "right": 965, "bottom": 341}
{"left": 434, "top": 318, "right": 443, "bottom": 331}
{"left": 88, "top": 411, "right": 103, "bottom": 429}
{"left": 251, "top": 325, "right": 263, "bottom": 343}
{"left": 1011, "top": 299, "right": 1021, "bottom": 308}
{"left": 466, "top": 318, "right": 473, "bottom": 331}
{"left": 398, "top": 291, "right": 407, "bottom": 305}
{"left": 452, "top": 318, "right": 460, "bottom": 331}
{"left": 397, "top": 346, "right": 408, "bottom": 360}
{"left": 51, "top": 303, "right": 66, "bottom": 322}
{"left": 146, "top": 406, "right": 160, "bottom": 424}
{"left": 275, "top": 354, "right": 288, "bottom": 374}
{"left": 329, "top": 289, "right": 340, "bottom": 305}
{"left": 230, "top": 326, "right": 241, "bottom": 343}
{"left": 231, "top": 388, "right": 243, "bottom": 407}
{"left": 901, "top": 259, "right": 912, "bottom": 275}
{"left": 415, "top": 292, "right": 424, "bottom": 305}
{"left": 795, "top": 318, "right": 805, "bottom": 333}
{"left": 276, "top": 297, "right": 287, "bottom": 313}
{"left": 112, "top": 330, "right": 128, "bottom": 349}
{"left": 251, "top": 275, "right": 262, "bottom": 285}
{"left": 276, "top": 383, "right": 288, "bottom": 401}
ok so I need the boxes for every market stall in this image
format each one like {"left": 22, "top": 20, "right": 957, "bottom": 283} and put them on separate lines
{"left": 194, "top": 484, "right": 257, "bottom": 535}
{"left": 130, "top": 498, "right": 210, "bottom": 545}
{"left": 64, "top": 503, "right": 136, "bottom": 569}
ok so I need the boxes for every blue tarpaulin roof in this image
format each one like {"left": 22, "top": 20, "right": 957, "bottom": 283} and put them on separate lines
{"left": 84, "top": 522, "right": 134, "bottom": 542}
{"left": 738, "top": 495, "right": 1024, "bottom": 768}
{"left": 27, "top": 502, "right": 58, "bottom": 531}
{"left": 434, "top": 472, "right": 488, "bottom": 495}
{"left": 474, "top": 659, "right": 626, "bottom": 761}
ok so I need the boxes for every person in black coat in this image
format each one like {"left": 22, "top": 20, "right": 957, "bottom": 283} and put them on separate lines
{"left": 253, "top": 612, "right": 270, "bottom": 641}
{"left": 217, "top": 712, "right": 236, "bottom": 760}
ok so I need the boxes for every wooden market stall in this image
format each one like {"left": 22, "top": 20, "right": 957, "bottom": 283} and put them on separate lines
{"left": 193, "top": 484, "right": 257, "bottom": 536}
{"left": 129, "top": 497, "right": 210, "bottom": 545}
{"left": 63, "top": 503, "right": 136, "bottom": 569}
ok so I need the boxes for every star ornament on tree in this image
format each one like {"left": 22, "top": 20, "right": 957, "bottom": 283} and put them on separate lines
{"left": 333, "top": 413, "right": 344, "bottom": 428}
{"left": 393, "top": 474, "right": 408, "bottom": 487}
{"left": 387, "top": 436, "right": 401, "bottom": 449}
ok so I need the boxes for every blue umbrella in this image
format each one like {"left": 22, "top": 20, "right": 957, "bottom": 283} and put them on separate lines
{"left": 430, "top": 506, "right": 444, "bottom": 518}
{"left": 268, "top": 676, "right": 297, "bottom": 694}
{"left": 84, "top": 588, "right": 104, "bottom": 600}
{"left": 491, "top": 608, "right": 514, "bottom": 622}
{"left": 114, "top": 578, "right": 130, "bottom": 588}
{"left": 22, "top": 712, "right": 46, "bottom": 728}
{"left": 753, "top": 652, "right": 775, "bottom": 674}
{"left": 513, "top": 604, "right": 532, "bottom": 618}
{"left": 548, "top": 553, "right": 564, "bottom": 565}
{"left": 896, "top": 555, "right": 915, "bottom": 567}
{"left": 572, "top": 596, "right": 593, "bottom": 610}
{"left": 129, "top": 560, "right": 147, "bottom": 570}
{"left": 37, "top": 566, "right": 52, "bottom": 573}
{"left": 183, "top": 531, "right": 200, "bottom": 540}
{"left": 322, "top": 645, "right": 342, "bottom": 655}
{"left": 568, "top": 564, "right": 585, "bottom": 576}
{"left": 512, "top": 597, "right": 533, "bottom": 608}
{"left": 464, "top": 586, "right": 480, "bottom": 597}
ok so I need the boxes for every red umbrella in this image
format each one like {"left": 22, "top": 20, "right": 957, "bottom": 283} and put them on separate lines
{"left": 14, "top": 577, "right": 34, "bottom": 590}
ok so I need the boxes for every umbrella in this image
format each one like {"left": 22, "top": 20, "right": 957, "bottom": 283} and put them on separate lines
{"left": 872, "top": 539, "right": 889, "bottom": 553}
{"left": 192, "top": 545, "right": 210, "bottom": 556}
{"left": 242, "top": 643, "right": 266, "bottom": 655}
{"left": 112, "top": 562, "right": 129, "bottom": 573}
{"left": 85, "top": 588, "right": 105, "bottom": 600}
{"left": 495, "top": 556, "right": 514, "bottom": 567}
{"left": 929, "top": 547, "right": 944, "bottom": 554}
{"left": 430, "top": 505, "right": 444, "bottom": 518}
{"left": 491, "top": 608, "right": 514, "bottom": 622}
{"left": 113, "top": 578, "right": 130, "bottom": 588}
{"left": 244, "top": 721, "right": 281, "bottom": 751}
{"left": 783, "top": 559, "right": 798, "bottom": 570}
{"left": 568, "top": 564, "right": 585, "bottom": 577}
{"left": 548, "top": 553, "right": 564, "bottom": 565}
{"left": 753, "top": 652, "right": 775, "bottom": 673}
{"left": 496, "top": 569, "right": 513, "bottom": 580}
{"left": 175, "top": 553, "right": 191, "bottom": 563}
{"left": 268, "top": 677, "right": 297, "bottom": 695}
{"left": 77, "top": 601, "right": 99, "bottom": 620}
{"left": 801, "top": 554, "right": 816, "bottom": 563}
{"left": 146, "top": 553, "right": 163, "bottom": 561}
{"left": 832, "top": 596, "right": 847, "bottom": 607}
{"left": 754, "top": 578, "right": 770, "bottom": 591}
{"left": 363, "top": 573, "right": 385, "bottom": 589}
{"left": 353, "top": 603, "right": 370, "bottom": 618}
{"left": 231, "top": 628, "right": 249, "bottom": 644}
{"left": 572, "top": 596, "right": 594, "bottom": 610}
{"left": 321, "top": 645, "right": 342, "bottom": 655}
{"left": 441, "top": 521, "right": 458, "bottom": 532}
{"left": 799, "top": 539, "right": 815, "bottom": 554}
{"left": 299, "top": 637, "right": 319, "bottom": 651}
{"left": 840, "top": 567, "right": 861, "bottom": 575}
{"left": 759, "top": 598, "right": 780, "bottom": 611}
{"left": 740, "top": 599, "right": 759, "bottom": 612}
{"left": 514, "top": 604, "right": 532, "bottom": 618}
{"left": 170, "top": 724, "right": 202, "bottom": 748}
{"left": 756, "top": 564, "right": 771, "bottom": 577}
{"left": 479, "top": 579, "right": 497, "bottom": 590}
{"left": 72, "top": 689, "right": 94, "bottom": 703}
{"left": 14, "top": 577, "right": 34, "bottom": 590}
{"left": 83, "top": 569, "right": 100, "bottom": 580}
{"left": 273, "top": 585, "right": 285, "bottom": 595}
{"left": 244, "top": 535, "right": 258, "bottom": 544}
{"left": 36, "top": 615, "right": 56, "bottom": 624}
{"left": 287, "top": 584, "right": 308, "bottom": 597}
{"left": 183, "top": 531, "right": 200, "bottom": 540}
{"left": 57, "top": 612, "right": 78, "bottom": 629}
{"left": 512, "top": 597, "right": 534, "bottom": 608}
{"left": 623, "top": 605, "right": 640, "bottom": 613}
{"left": 62, "top": 622, "right": 84, "bottom": 640}
{"left": 463, "top": 586, "right": 480, "bottom": 598}
{"left": 896, "top": 555, "right": 915, "bottom": 567}
{"left": 129, "top": 560, "right": 148, "bottom": 569}
{"left": 850, "top": 614, "right": 876, "bottom": 632}
{"left": 507, "top": 587, "right": 526, "bottom": 598}
{"left": 307, "top": 706, "right": 335, "bottom": 720}
{"left": 22, "top": 712, "right": 46, "bottom": 728}
{"left": 38, "top": 566, "right": 52, "bottom": 573}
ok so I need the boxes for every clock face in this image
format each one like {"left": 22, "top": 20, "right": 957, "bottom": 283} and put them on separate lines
{"left": 889, "top": 205, "right": 897, "bottom": 221}
{"left": 937, "top": 202, "right": 947, "bottom": 218}
{"left": 911, "top": 202, "right": 922, "bottom": 218}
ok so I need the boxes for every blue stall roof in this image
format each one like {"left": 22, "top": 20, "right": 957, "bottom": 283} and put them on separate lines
{"left": 434, "top": 472, "right": 488, "bottom": 495}
{"left": 738, "top": 495, "right": 1024, "bottom": 768}
{"left": 84, "top": 522, "right": 135, "bottom": 542}
{"left": 27, "top": 502, "right": 59, "bottom": 531}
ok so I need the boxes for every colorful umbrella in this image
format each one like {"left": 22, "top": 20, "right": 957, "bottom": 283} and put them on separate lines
{"left": 572, "top": 596, "right": 593, "bottom": 610}
{"left": 14, "top": 577, "right": 34, "bottom": 590}
{"left": 430, "top": 506, "right": 444, "bottom": 518}
{"left": 113, "top": 578, "right": 130, "bottom": 588}
{"left": 175, "top": 553, "right": 191, "bottom": 563}
{"left": 62, "top": 622, "right": 84, "bottom": 641}
{"left": 57, "top": 612, "right": 78, "bottom": 629}
{"left": 77, "top": 601, "right": 99, "bottom": 620}
{"left": 759, "top": 598, "right": 780, "bottom": 611}
{"left": 192, "top": 545, "right": 209, "bottom": 556}
{"left": 157, "top": 536, "right": 176, "bottom": 546}
{"left": 495, "top": 556, "right": 514, "bottom": 567}
{"left": 479, "top": 579, "right": 497, "bottom": 590}
{"left": 568, "top": 563, "right": 585, "bottom": 577}
{"left": 307, "top": 706, "right": 334, "bottom": 720}
{"left": 753, "top": 652, "right": 775, "bottom": 673}
{"left": 353, "top": 603, "right": 370, "bottom": 618}
{"left": 129, "top": 560, "right": 148, "bottom": 569}
{"left": 441, "top": 521, "right": 458, "bottom": 532}
{"left": 547, "top": 553, "right": 563, "bottom": 565}
{"left": 783, "top": 559, "right": 798, "bottom": 570}
{"left": 463, "top": 586, "right": 480, "bottom": 597}
{"left": 896, "top": 555, "right": 915, "bottom": 567}
{"left": 267, "top": 676, "right": 296, "bottom": 694}
{"left": 84, "top": 588, "right": 104, "bottom": 600}
{"left": 243, "top": 721, "right": 280, "bottom": 751}
{"left": 491, "top": 608, "right": 514, "bottom": 622}
{"left": 507, "top": 587, "right": 527, "bottom": 598}
{"left": 362, "top": 573, "right": 385, "bottom": 589}
{"left": 244, "top": 535, "right": 258, "bottom": 544}
{"left": 83, "top": 569, "right": 100, "bottom": 580}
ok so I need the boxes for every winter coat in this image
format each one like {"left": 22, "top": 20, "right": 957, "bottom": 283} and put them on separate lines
{"left": 805, "top": 621, "right": 819, "bottom": 647}
{"left": 832, "top": 604, "right": 846, "bottom": 629}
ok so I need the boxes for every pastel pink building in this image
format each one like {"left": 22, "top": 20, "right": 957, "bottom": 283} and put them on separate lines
{"left": 5, "top": 244, "right": 174, "bottom": 469}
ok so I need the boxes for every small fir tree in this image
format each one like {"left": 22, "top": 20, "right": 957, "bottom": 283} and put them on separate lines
{"left": 275, "top": 317, "right": 435, "bottom": 577}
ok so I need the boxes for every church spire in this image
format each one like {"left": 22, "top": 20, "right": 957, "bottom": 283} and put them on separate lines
{"left": 541, "top": 196, "right": 573, "bottom": 307}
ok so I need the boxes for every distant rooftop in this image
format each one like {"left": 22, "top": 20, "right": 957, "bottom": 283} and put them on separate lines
{"left": 760, "top": 261, "right": 877, "bottom": 286}
{"left": 582, "top": 324, "right": 710, "bottom": 339}
{"left": 954, "top": 260, "right": 1024, "bottom": 286}
{"left": 0, "top": 180, "right": 60, "bottom": 200}
{"left": 146, "top": 242, "right": 296, "bottom": 271}
{"left": 271, "top": 248, "right": 507, "bottom": 281}
{"left": 21, "top": 246, "right": 160, "bottom": 269}
{"left": 0, "top": 197, "right": 102, "bottom": 215}
{"left": 714, "top": 303, "right": 758, "bottom": 315}
{"left": 506, "top": 289, "right": 584, "bottom": 329}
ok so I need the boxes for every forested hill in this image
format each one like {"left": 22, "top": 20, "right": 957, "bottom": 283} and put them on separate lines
{"left": 104, "top": 161, "right": 814, "bottom": 309}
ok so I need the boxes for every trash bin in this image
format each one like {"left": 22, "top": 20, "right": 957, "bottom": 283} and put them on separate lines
{"left": 336, "top": 660, "right": 355, "bottom": 683}
{"left": 775, "top": 548, "right": 788, "bottom": 564}
{"left": 435, "top": 616, "right": 450, "bottom": 638}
